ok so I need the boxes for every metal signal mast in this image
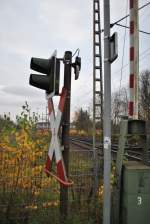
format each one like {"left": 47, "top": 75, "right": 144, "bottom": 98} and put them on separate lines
{"left": 93, "top": 0, "right": 103, "bottom": 155}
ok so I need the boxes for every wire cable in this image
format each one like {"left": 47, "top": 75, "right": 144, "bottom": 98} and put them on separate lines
{"left": 72, "top": 48, "right": 80, "bottom": 58}
{"left": 101, "top": 1, "right": 150, "bottom": 32}
{"left": 113, "top": 47, "right": 150, "bottom": 77}
{"left": 115, "top": 23, "right": 150, "bottom": 35}
{"left": 112, "top": 1, "right": 150, "bottom": 25}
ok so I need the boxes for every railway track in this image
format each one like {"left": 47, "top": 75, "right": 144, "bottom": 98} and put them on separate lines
{"left": 70, "top": 137, "right": 149, "bottom": 161}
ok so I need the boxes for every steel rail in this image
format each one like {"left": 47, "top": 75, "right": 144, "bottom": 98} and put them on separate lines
{"left": 70, "top": 137, "right": 148, "bottom": 161}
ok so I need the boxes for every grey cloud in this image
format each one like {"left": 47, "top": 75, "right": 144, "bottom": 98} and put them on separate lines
{"left": 0, "top": 94, "right": 45, "bottom": 108}
{"left": 0, "top": 0, "right": 150, "bottom": 117}
{"left": 2, "top": 85, "right": 44, "bottom": 98}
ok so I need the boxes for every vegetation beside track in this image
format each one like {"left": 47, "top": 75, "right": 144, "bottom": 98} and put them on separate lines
{"left": 0, "top": 103, "right": 104, "bottom": 224}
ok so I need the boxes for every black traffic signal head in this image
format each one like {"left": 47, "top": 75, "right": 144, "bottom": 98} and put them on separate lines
{"left": 30, "top": 58, "right": 51, "bottom": 74}
{"left": 29, "top": 52, "right": 60, "bottom": 97}
{"left": 29, "top": 74, "right": 50, "bottom": 90}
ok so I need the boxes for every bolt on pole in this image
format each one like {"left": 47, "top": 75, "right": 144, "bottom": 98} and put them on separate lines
{"left": 103, "top": 0, "right": 111, "bottom": 224}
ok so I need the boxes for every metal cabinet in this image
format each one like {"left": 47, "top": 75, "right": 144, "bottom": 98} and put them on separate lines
{"left": 121, "top": 161, "right": 150, "bottom": 224}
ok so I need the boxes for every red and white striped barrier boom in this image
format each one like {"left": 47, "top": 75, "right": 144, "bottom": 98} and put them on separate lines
{"left": 45, "top": 87, "right": 73, "bottom": 187}
{"left": 129, "top": 0, "right": 139, "bottom": 119}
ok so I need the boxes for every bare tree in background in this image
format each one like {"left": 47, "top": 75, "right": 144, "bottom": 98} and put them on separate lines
{"left": 139, "top": 70, "right": 150, "bottom": 120}
{"left": 111, "top": 87, "right": 128, "bottom": 128}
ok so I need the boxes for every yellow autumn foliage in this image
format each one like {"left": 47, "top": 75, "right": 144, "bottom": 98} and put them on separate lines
{"left": 0, "top": 104, "right": 60, "bottom": 215}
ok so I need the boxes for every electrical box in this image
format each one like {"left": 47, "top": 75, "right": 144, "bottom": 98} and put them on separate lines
{"left": 121, "top": 161, "right": 150, "bottom": 224}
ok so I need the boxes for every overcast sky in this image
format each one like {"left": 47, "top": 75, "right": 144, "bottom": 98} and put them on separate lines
{"left": 0, "top": 0, "right": 150, "bottom": 120}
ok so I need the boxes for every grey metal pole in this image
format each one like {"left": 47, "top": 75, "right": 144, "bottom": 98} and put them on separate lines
{"left": 103, "top": 0, "right": 111, "bottom": 224}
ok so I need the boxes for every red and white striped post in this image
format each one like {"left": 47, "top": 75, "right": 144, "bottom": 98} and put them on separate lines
{"left": 129, "top": 0, "right": 139, "bottom": 119}
{"left": 45, "top": 88, "right": 73, "bottom": 187}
